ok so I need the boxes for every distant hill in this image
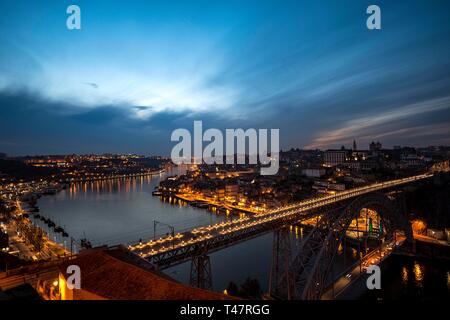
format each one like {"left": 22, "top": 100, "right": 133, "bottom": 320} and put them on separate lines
{"left": 0, "top": 159, "right": 60, "bottom": 181}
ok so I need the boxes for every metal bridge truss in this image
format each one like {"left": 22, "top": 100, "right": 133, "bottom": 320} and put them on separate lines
{"left": 141, "top": 175, "right": 429, "bottom": 270}
{"left": 141, "top": 181, "right": 419, "bottom": 295}
{"left": 270, "top": 192, "right": 413, "bottom": 300}
{"left": 147, "top": 205, "right": 334, "bottom": 269}
{"left": 189, "top": 252, "right": 213, "bottom": 290}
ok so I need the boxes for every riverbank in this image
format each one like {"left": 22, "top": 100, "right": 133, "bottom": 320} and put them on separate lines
{"left": 171, "top": 193, "right": 258, "bottom": 216}
{"left": 59, "top": 169, "right": 165, "bottom": 184}
{"left": 34, "top": 169, "right": 227, "bottom": 248}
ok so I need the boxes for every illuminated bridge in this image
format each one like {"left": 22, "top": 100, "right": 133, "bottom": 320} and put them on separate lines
{"left": 128, "top": 172, "right": 439, "bottom": 299}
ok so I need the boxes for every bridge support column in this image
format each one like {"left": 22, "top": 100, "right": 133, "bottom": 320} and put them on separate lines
{"left": 190, "top": 254, "right": 213, "bottom": 291}
{"left": 393, "top": 190, "right": 415, "bottom": 251}
{"left": 269, "top": 227, "right": 292, "bottom": 299}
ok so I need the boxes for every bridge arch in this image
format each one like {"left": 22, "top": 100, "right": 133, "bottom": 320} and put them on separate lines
{"left": 344, "top": 192, "right": 413, "bottom": 243}
{"left": 271, "top": 192, "right": 412, "bottom": 300}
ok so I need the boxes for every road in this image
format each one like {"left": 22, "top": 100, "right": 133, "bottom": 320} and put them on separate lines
{"left": 322, "top": 236, "right": 405, "bottom": 300}
{"left": 3, "top": 202, "right": 70, "bottom": 262}
{"left": 5, "top": 223, "right": 38, "bottom": 261}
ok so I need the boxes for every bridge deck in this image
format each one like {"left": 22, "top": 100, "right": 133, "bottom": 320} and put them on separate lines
{"left": 129, "top": 173, "right": 432, "bottom": 268}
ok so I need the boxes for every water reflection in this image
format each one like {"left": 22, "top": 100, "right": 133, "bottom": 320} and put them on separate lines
{"left": 413, "top": 262, "right": 424, "bottom": 287}
{"left": 37, "top": 169, "right": 229, "bottom": 247}
{"left": 362, "top": 256, "right": 450, "bottom": 301}
{"left": 402, "top": 266, "right": 408, "bottom": 285}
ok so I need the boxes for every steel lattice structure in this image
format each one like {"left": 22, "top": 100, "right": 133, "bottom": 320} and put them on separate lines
{"left": 146, "top": 207, "right": 322, "bottom": 268}
{"left": 134, "top": 174, "right": 428, "bottom": 268}
{"left": 190, "top": 254, "right": 213, "bottom": 290}
{"left": 271, "top": 192, "right": 413, "bottom": 300}
{"left": 128, "top": 173, "right": 432, "bottom": 292}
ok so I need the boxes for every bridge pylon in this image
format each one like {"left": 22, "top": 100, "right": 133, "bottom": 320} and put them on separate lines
{"left": 189, "top": 253, "right": 213, "bottom": 291}
{"left": 392, "top": 190, "right": 415, "bottom": 252}
{"left": 269, "top": 227, "right": 293, "bottom": 299}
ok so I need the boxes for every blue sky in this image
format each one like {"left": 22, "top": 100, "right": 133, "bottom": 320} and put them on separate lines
{"left": 1, "top": 0, "right": 450, "bottom": 155}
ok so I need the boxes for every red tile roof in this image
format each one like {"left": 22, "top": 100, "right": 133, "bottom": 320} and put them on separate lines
{"left": 58, "top": 246, "right": 233, "bottom": 300}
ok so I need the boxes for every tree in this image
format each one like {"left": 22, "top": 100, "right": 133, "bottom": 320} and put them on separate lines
{"left": 225, "top": 278, "right": 263, "bottom": 299}
{"left": 238, "top": 277, "right": 262, "bottom": 299}
{"left": 225, "top": 281, "right": 239, "bottom": 296}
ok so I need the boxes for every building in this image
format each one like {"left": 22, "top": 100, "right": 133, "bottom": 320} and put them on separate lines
{"left": 312, "top": 180, "right": 345, "bottom": 193}
{"left": 401, "top": 154, "right": 425, "bottom": 168}
{"left": 23, "top": 156, "right": 67, "bottom": 167}
{"left": 217, "top": 188, "right": 225, "bottom": 202}
{"left": 301, "top": 168, "right": 326, "bottom": 178}
{"left": 225, "top": 184, "right": 239, "bottom": 202}
{"left": 369, "top": 141, "right": 382, "bottom": 152}
{"left": 427, "top": 228, "right": 445, "bottom": 240}
{"left": 324, "top": 150, "right": 348, "bottom": 167}
{"left": 328, "top": 183, "right": 345, "bottom": 191}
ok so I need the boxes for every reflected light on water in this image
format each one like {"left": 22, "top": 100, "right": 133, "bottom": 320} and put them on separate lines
{"left": 413, "top": 262, "right": 424, "bottom": 287}
{"left": 401, "top": 266, "right": 408, "bottom": 284}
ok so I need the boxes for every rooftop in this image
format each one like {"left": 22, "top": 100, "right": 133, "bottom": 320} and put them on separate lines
{"left": 58, "top": 246, "right": 233, "bottom": 300}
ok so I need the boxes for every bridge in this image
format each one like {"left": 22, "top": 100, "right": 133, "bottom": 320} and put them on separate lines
{"left": 128, "top": 172, "right": 437, "bottom": 299}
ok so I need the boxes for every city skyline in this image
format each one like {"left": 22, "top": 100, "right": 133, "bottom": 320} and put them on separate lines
{"left": 1, "top": 0, "right": 450, "bottom": 156}
{"left": 1, "top": 141, "right": 450, "bottom": 158}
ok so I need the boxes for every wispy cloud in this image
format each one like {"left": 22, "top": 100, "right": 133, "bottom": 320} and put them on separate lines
{"left": 83, "top": 82, "right": 99, "bottom": 89}
{"left": 306, "top": 96, "right": 450, "bottom": 149}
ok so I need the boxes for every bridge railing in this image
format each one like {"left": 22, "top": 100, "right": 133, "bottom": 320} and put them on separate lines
{"left": 129, "top": 173, "right": 433, "bottom": 261}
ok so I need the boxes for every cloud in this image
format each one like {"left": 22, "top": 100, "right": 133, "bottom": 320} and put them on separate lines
{"left": 83, "top": 82, "right": 99, "bottom": 89}
{"left": 306, "top": 96, "right": 450, "bottom": 149}
{"left": 371, "top": 124, "right": 450, "bottom": 140}
{"left": 1, "top": 0, "right": 450, "bottom": 155}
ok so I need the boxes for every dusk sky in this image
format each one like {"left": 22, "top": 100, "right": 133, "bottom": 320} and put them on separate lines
{"left": 1, "top": 0, "right": 450, "bottom": 156}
